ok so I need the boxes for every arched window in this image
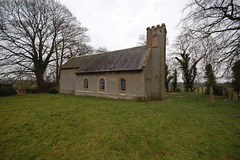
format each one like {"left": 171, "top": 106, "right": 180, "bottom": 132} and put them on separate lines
{"left": 120, "top": 78, "right": 126, "bottom": 91}
{"left": 99, "top": 78, "right": 105, "bottom": 91}
{"left": 84, "top": 79, "right": 88, "bottom": 89}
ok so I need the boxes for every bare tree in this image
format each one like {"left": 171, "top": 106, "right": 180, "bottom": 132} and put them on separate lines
{"left": 53, "top": 16, "right": 91, "bottom": 85}
{"left": 197, "top": 36, "right": 220, "bottom": 74}
{"left": 137, "top": 34, "right": 147, "bottom": 46}
{"left": 94, "top": 47, "right": 108, "bottom": 53}
{"left": 176, "top": 52, "right": 201, "bottom": 92}
{"left": 0, "top": 0, "right": 90, "bottom": 87}
{"left": 181, "top": 0, "right": 240, "bottom": 73}
{"left": 171, "top": 33, "right": 202, "bottom": 91}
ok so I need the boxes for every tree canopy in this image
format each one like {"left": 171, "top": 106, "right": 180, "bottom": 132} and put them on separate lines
{"left": 0, "top": 0, "right": 90, "bottom": 86}
{"left": 181, "top": 0, "right": 240, "bottom": 72}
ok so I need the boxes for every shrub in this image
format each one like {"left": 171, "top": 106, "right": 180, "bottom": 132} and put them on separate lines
{"left": 46, "top": 87, "right": 58, "bottom": 94}
{"left": 0, "top": 83, "right": 12, "bottom": 88}
{"left": 0, "top": 83, "right": 17, "bottom": 97}
{"left": 214, "top": 86, "right": 225, "bottom": 96}
{"left": 37, "top": 82, "right": 55, "bottom": 93}
{"left": 205, "top": 85, "right": 224, "bottom": 96}
{"left": 25, "top": 88, "right": 37, "bottom": 93}
{"left": 175, "top": 88, "right": 181, "bottom": 92}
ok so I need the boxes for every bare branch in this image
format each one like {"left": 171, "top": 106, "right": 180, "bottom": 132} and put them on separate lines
{"left": 0, "top": 0, "right": 90, "bottom": 86}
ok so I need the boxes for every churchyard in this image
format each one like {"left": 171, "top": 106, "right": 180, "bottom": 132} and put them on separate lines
{"left": 0, "top": 93, "right": 239, "bottom": 159}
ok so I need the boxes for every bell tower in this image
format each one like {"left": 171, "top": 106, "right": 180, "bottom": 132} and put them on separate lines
{"left": 146, "top": 24, "right": 166, "bottom": 99}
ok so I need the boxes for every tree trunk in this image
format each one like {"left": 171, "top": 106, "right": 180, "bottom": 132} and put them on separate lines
{"left": 35, "top": 69, "right": 45, "bottom": 87}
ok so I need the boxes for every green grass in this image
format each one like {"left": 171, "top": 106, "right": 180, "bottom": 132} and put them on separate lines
{"left": 0, "top": 94, "right": 239, "bottom": 160}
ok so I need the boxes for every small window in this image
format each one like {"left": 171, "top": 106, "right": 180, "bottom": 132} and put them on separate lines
{"left": 99, "top": 78, "right": 105, "bottom": 91}
{"left": 120, "top": 78, "right": 126, "bottom": 91}
{"left": 84, "top": 79, "right": 88, "bottom": 89}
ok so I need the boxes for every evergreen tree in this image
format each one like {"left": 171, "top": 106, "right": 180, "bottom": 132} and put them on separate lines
{"left": 165, "top": 65, "right": 173, "bottom": 91}
{"left": 205, "top": 64, "right": 224, "bottom": 96}
{"left": 172, "top": 69, "right": 177, "bottom": 91}
{"left": 205, "top": 64, "right": 216, "bottom": 89}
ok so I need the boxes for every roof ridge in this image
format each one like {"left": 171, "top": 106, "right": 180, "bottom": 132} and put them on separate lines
{"left": 75, "top": 46, "right": 147, "bottom": 58}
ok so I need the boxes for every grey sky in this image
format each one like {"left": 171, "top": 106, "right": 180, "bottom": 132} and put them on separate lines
{"left": 58, "top": 0, "right": 189, "bottom": 51}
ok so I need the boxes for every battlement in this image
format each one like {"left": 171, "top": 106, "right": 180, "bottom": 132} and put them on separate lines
{"left": 146, "top": 23, "right": 166, "bottom": 48}
{"left": 146, "top": 23, "right": 166, "bottom": 31}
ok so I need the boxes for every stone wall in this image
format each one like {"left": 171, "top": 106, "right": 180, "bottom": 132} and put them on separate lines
{"left": 60, "top": 69, "right": 77, "bottom": 94}
{"left": 145, "top": 24, "right": 166, "bottom": 99}
{"left": 60, "top": 70, "right": 148, "bottom": 101}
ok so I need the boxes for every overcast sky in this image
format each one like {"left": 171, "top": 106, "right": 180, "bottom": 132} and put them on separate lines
{"left": 58, "top": 0, "right": 189, "bottom": 51}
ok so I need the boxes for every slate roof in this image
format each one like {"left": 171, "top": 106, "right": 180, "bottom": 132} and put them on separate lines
{"left": 61, "top": 46, "right": 149, "bottom": 73}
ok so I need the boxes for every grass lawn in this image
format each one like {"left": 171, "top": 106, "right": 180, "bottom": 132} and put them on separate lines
{"left": 0, "top": 93, "right": 239, "bottom": 160}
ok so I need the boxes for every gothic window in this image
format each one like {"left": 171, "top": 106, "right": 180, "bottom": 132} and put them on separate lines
{"left": 84, "top": 79, "right": 88, "bottom": 89}
{"left": 120, "top": 78, "right": 126, "bottom": 91}
{"left": 99, "top": 78, "right": 105, "bottom": 91}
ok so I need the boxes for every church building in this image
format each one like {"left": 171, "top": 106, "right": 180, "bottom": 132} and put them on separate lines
{"left": 60, "top": 24, "right": 166, "bottom": 101}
